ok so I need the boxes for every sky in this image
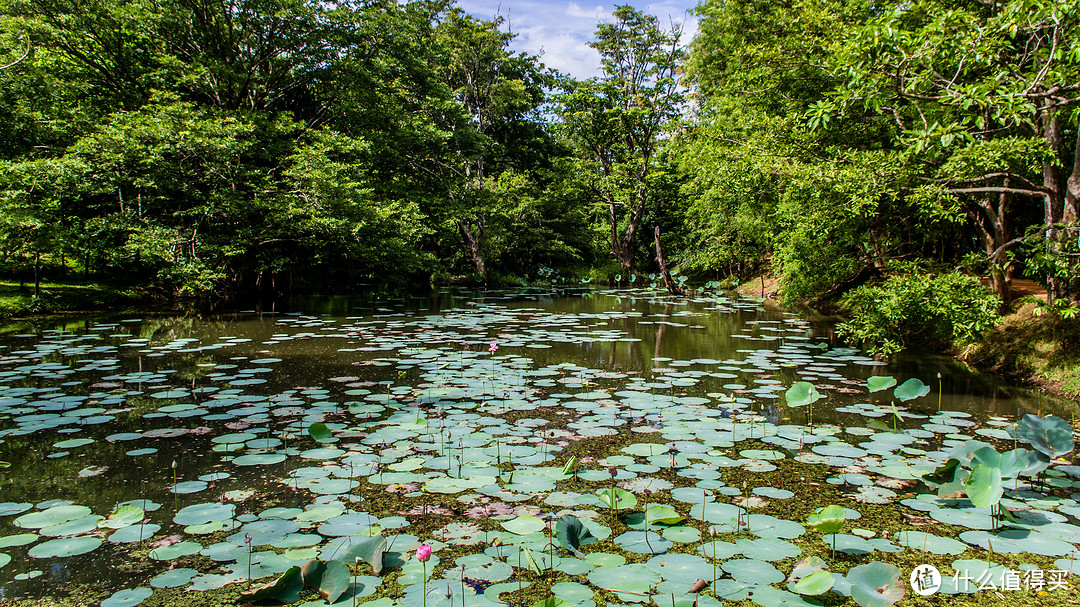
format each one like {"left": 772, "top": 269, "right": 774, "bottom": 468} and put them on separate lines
{"left": 455, "top": 1, "right": 700, "bottom": 79}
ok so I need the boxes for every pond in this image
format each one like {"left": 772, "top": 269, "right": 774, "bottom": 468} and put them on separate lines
{"left": 0, "top": 287, "right": 1077, "bottom": 607}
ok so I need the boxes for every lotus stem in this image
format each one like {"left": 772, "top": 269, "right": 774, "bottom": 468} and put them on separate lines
{"left": 171, "top": 460, "right": 178, "bottom": 514}
{"left": 937, "top": 372, "right": 942, "bottom": 412}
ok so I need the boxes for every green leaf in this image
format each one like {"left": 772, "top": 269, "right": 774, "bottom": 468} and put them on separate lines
{"left": 243, "top": 565, "right": 304, "bottom": 604}
{"left": 922, "top": 458, "right": 969, "bottom": 499}
{"left": 98, "top": 505, "right": 144, "bottom": 530}
{"left": 892, "top": 378, "right": 929, "bottom": 402}
{"left": 320, "top": 559, "right": 351, "bottom": 604}
{"left": 645, "top": 504, "right": 684, "bottom": 525}
{"left": 866, "top": 376, "right": 896, "bottom": 393}
{"left": 793, "top": 570, "right": 835, "bottom": 595}
{"left": 1017, "top": 414, "right": 1074, "bottom": 458}
{"left": 997, "top": 448, "right": 1049, "bottom": 478}
{"left": 335, "top": 534, "right": 386, "bottom": 575}
{"left": 300, "top": 559, "right": 326, "bottom": 588}
{"left": 555, "top": 515, "right": 598, "bottom": 553}
{"left": 308, "top": 422, "right": 334, "bottom": 443}
{"left": 806, "top": 505, "right": 845, "bottom": 534}
{"left": 965, "top": 464, "right": 1002, "bottom": 509}
{"left": 561, "top": 456, "right": 577, "bottom": 476}
{"left": 596, "top": 488, "right": 637, "bottom": 510}
{"left": 501, "top": 516, "right": 546, "bottom": 536}
{"left": 522, "top": 546, "right": 544, "bottom": 575}
{"left": 785, "top": 382, "right": 823, "bottom": 407}
{"left": 846, "top": 562, "right": 904, "bottom": 607}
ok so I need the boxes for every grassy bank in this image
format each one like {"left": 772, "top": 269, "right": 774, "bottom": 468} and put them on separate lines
{"left": 0, "top": 279, "right": 148, "bottom": 320}
{"left": 735, "top": 272, "right": 1080, "bottom": 404}
{"left": 962, "top": 298, "right": 1080, "bottom": 402}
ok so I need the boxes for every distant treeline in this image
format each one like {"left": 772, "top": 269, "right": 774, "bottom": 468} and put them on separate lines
{"left": 1, "top": 0, "right": 1077, "bottom": 310}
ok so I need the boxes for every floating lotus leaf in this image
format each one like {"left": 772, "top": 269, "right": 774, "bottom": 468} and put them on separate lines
{"left": 753, "top": 487, "right": 794, "bottom": 499}
{"left": 792, "top": 570, "right": 834, "bottom": 596}
{"left": 1017, "top": 414, "right": 1074, "bottom": 458}
{"left": 232, "top": 453, "right": 287, "bottom": 466}
{"left": 735, "top": 537, "right": 801, "bottom": 562}
{"left": 866, "top": 376, "right": 896, "bottom": 393}
{"left": 502, "top": 515, "right": 546, "bottom": 536}
{"left": 0, "top": 503, "right": 32, "bottom": 517}
{"left": 896, "top": 530, "right": 967, "bottom": 555}
{"left": 661, "top": 526, "right": 700, "bottom": 543}
{"left": 423, "top": 475, "right": 496, "bottom": 494}
{"left": 893, "top": 378, "right": 929, "bottom": 402}
{"left": 699, "top": 540, "right": 741, "bottom": 560}
{"left": 646, "top": 553, "right": 708, "bottom": 586}
{"left": 943, "top": 559, "right": 1008, "bottom": 594}
{"left": 174, "top": 502, "right": 235, "bottom": 526}
{"left": 845, "top": 562, "right": 904, "bottom": 607}
{"left": 151, "top": 567, "right": 198, "bottom": 588}
{"left": 959, "top": 529, "right": 1078, "bottom": 556}
{"left": 1053, "top": 558, "right": 1080, "bottom": 575}
{"left": 108, "top": 524, "right": 160, "bottom": 544}
{"left": 149, "top": 541, "right": 203, "bottom": 560}
{"left": 822, "top": 534, "right": 900, "bottom": 555}
{"left": 101, "top": 587, "right": 153, "bottom": 607}
{"left": 41, "top": 514, "right": 103, "bottom": 537}
{"left": 748, "top": 586, "right": 822, "bottom": 607}
{"left": 99, "top": 505, "right": 144, "bottom": 529}
{"left": 28, "top": 535, "right": 101, "bottom": 558}
{"left": 587, "top": 563, "right": 659, "bottom": 603}
{"left": 785, "top": 382, "right": 823, "bottom": 407}
{"left": 15, "top": 505, "right": 91, "bottom": 529}
{"left": 711, "top": 579, "right": 755, "bottom": 601}
{"left": 928, "top": 505, "right": 995, "bottom": 529}
{"left": 692, "top": 501, "right": 742, "bottom": 526}
{"left": 552, "top": 581, "right": 594, "bottom": 606}
{"left": 721, "top": 559, "right": 783, "bottom": 584}
{"left": 613, "top": 530, "right": 672, "bottom": 554}
{"left": 0, "top": 533, "right": 37, "bottom": 548}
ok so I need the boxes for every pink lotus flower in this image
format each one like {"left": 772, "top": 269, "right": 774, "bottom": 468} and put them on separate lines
{"left": 416, "top": 544, "right": 432, "bottom": 562}
{"left": 488, "top": 342, "right": 498, "bottom": 353}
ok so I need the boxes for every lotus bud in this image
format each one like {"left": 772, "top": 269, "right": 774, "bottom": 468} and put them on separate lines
{"left": 416, "top": 543, "right": 432, "bottom": 562}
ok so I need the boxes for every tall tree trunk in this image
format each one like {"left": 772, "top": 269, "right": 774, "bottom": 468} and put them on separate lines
{"left": 972, "top": 192, "right": 1013, "bottom": 309}
{"left": 34, "top": 250, "right": 40, "bottom": 299}
{"left": 1042, "top": 108, "right": 1069, "bottom": 302}
{"left": 654, "top": 225, "right": 684, "bottom": 296}
{"left": 458, "top": 219, "right": 487, "bottom": 282}
{"left": 608, "top": 195, "right": 633, "bottom": 272}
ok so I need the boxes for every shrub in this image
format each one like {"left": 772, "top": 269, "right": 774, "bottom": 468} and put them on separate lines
{"left": 837, "top": 271, "right": 1000, "bottom": 357}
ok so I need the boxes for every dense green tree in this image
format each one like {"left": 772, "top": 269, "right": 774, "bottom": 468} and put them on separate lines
{"left": 426, "top": 9, "right": 553, "bottom": 281}
{"left": 558, "top": 5, "right": 685, "bottom": 283}
{"left": 822, "top": 0, "right": 1080, "bottom": 302}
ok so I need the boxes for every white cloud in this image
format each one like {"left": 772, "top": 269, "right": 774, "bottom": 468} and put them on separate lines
{"left": 454, "top": 0, "right": 698, "bottom": 79}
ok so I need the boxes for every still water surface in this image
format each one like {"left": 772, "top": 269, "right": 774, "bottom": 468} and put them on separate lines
{"left": 0, "top": 288, "right": 1069, "bottom": 599}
